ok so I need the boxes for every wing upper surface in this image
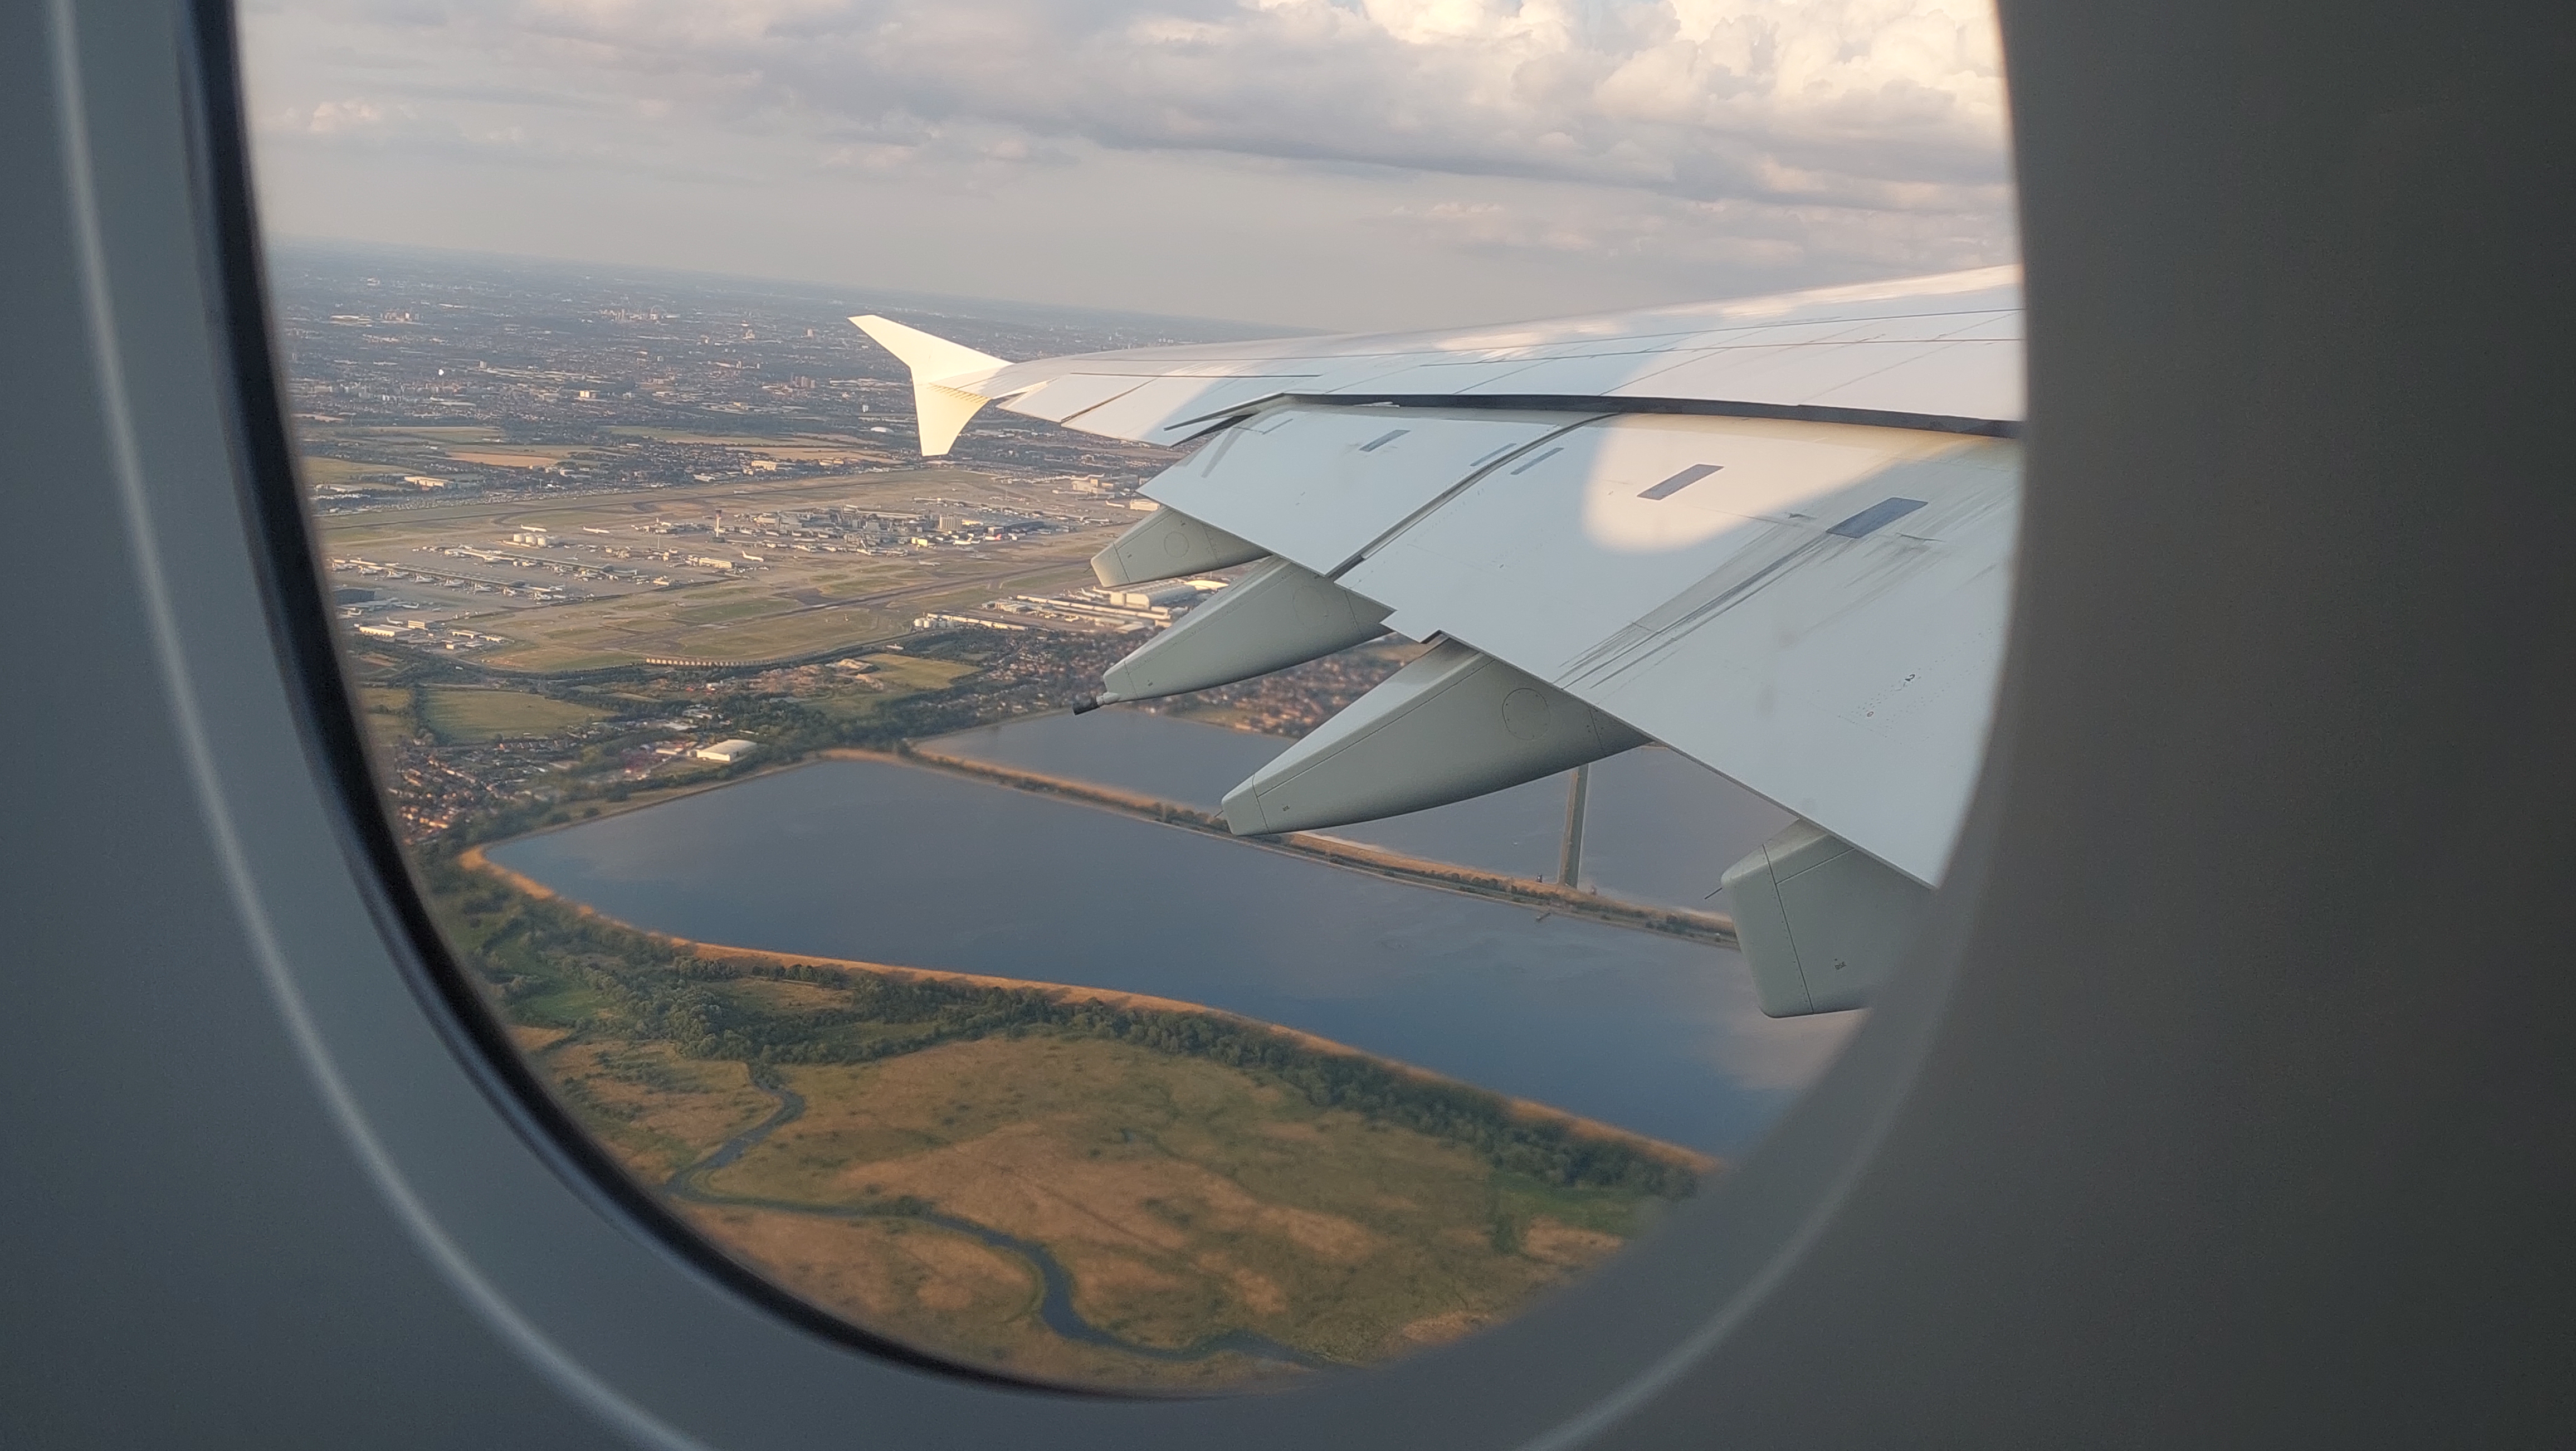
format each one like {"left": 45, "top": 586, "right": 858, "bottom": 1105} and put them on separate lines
{"left": 1332, "top": 416, "right": 2017, "bottom": 883}
{"left": 1149, "top": 407, "right": 1586, "bottom": 576}
{"left": 1148, "top": 406, "right": 2016, "bottom": 884}
{"left": 931, "top": 267, "right": 2023, "bottom": 447}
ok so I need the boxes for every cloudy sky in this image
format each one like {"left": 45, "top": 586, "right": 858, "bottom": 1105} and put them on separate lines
{"left": 238, "top": 0, "right": 2015, "bottom": 331}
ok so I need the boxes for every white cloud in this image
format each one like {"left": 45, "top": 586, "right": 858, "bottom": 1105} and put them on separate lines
{"left": 467, "top": 0, "right": 2007, "bottom": 200}
{"left": 1379, "top": 186, "right": 1999, "bottom": 277}
{"left": 237, "top": 0, "right": 2016, "bottom": 327}
{"left": 286, "top": 97, "right": 393, "bottom": 133}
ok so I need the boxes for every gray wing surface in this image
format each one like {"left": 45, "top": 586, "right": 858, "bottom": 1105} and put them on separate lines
{"left": 856, "top": 267, "right": 2023, "bottom": 891}
{"left": 947, "top": 264, "right": 2021, "bottom": 446}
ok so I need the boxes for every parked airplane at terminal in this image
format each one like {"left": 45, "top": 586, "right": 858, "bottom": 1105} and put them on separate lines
{"left": 858, "top": 270, "right": 2021, "bottom": 1015}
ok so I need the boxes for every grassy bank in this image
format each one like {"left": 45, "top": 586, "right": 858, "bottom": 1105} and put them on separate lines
{"left": 425, "top": 845, "right": 1710, "bottom": 1386}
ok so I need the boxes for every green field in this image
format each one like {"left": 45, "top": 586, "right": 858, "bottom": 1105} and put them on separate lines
{"left": 357, "top": 685, "right": 417, "bottom": 748}
{"left": 364, "top": 425, "right": 504, "bottom": 441}
{"left": 670, "top": 594, "right": 781, "bottom": 625}
{"left": 297, "top": 454, "right": 399, "bottom": 489}
{"left": 419, "top": 687, "right": 615, "bottom": 742}
{"left": 855, "top": 653, "right": 978, "bottom": 690}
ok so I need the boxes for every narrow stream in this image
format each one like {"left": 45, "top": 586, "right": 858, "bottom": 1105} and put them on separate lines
{"left": 663, "top": 1069, "right": 1333, "bottom": 1370}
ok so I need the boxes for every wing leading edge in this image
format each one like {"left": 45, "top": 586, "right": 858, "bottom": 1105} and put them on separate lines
{"left": 856, "top": 269, "right": 2024, "bottom": 1015}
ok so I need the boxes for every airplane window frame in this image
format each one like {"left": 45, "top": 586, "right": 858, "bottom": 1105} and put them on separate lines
{"left": 122, "top": 0, "right": 1999, "bottom": 1438}
{"left": 23, "top": 0, "right": 2570, "bottom": 1438}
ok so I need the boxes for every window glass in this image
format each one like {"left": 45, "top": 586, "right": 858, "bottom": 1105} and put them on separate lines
{"left": 239, "top": 0, "right": 2012, "bottom": 1391}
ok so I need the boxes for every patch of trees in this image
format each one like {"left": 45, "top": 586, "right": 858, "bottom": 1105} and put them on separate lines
{"left": 715, "top": 688, "right": 998, "bottom": 760}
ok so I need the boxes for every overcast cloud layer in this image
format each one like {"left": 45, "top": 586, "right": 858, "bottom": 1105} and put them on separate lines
{"left": 241, "top": 0, "right": 2015, "bottom": 329}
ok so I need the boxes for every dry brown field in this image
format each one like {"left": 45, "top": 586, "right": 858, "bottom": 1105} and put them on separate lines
{"left": 539, "top": 1025, "right": 1674, "bottom": 1387}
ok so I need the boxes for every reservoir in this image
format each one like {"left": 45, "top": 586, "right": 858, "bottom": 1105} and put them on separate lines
{"left": 490, "top": 710, "right": 1854, "bottom": 1156}
{"left": 925, "top": 707, "right": 1803, "bottom": 912}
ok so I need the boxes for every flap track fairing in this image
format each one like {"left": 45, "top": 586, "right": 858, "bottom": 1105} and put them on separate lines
{"left": 1096, "top": 558, "right": 1390, "bottom": 707}
{"left": 1090, "top": 506, "right": 1267, "bottom": 587}
{"left": 1721, "top": 821, "right": 1929, "bottom": 1016}
{"left": 1220, "top": 639, "right": 1646, "bottom": 835}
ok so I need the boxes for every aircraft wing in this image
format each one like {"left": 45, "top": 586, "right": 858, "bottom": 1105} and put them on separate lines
{"left": 858, "top": 266, "right": 2021, "bottom": 453}
{"left": 857, "top": 269, "right": 2023, "bottom": 1012}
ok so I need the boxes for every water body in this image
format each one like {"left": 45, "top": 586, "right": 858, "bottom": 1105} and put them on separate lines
{"left": 928, "top": 708, "right": 1801, "bottom": 912}
{"left": 494, "top": 739, "right": 1851, "bottom": 1155}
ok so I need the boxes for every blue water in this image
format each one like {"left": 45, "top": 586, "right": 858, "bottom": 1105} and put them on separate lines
{"left": 493, "top": 720, "right": 1851, "bottom": 1156}
{"left": 929, "top": 708, "right": 1799, "bottom": 910}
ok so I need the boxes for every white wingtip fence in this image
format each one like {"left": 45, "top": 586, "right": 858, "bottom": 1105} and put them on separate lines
{"left": 848, "top": 314, "right": 1006, "bottom": 457}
